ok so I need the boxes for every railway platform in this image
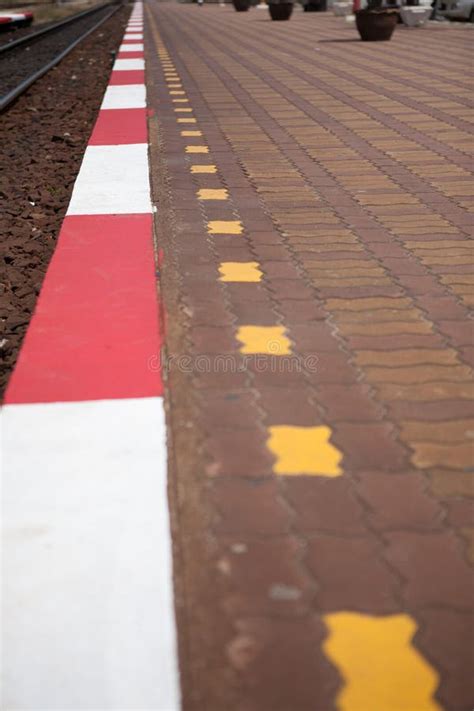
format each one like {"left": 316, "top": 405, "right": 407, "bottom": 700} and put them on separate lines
{"left": 3, "top": 1, "right": 473, "bottom": 709}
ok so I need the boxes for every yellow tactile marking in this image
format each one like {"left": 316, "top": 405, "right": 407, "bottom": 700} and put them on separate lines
{"left": 174, "top": 108, "right": 192, "bottom": 112}
{"left": 173, "top": 99, "right": 189, "bottom": 103}
{"left": 170, "top": 91, "right": 185, "bottom": 96}
{"left": 219, "top": 262, "right": 262, "bottom": 282}
{"left": 267, "top": 425, "right": 342, "bottom": 476}
{"left": 186, "top": 146, "right": 209, "bottom": 154}
{"left": 191, "top": 165, "right": 216, "bottom": 174}
{"left": 236, "top": 325, "right": 291, "bottom": 355}
{"left": 168, "top": 84, "right": 182, "bottom": 89}
{"left": 198, "top": 189, "right": 228, "bottom": 201}
{"left": 323, "top": 613, "right": 442, "bottom": 711}
{"left": 207, "top": 220, "right": 242, "bottom": 234}
{"left": 177, "top": 118, "right": 197, "bottom": 123}
{"left": 181, "top": 131, "right": 202, "bottom": 137}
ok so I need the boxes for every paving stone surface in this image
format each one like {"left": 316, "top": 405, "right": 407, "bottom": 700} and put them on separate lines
{"left": 145, "top": 4, "right": 473, "bottom": 709}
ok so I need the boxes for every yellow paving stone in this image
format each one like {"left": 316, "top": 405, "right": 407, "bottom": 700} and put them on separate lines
{"left": 172, "top": 99, "right": 189, "bottom": 103}
{"left": 168, "top": 84, "right": 182, "bottom": 89}
{"left": 267, "top": 425, "right": 342, "bottom": 477}
{"left": 410, "top": 442, "right": 473, "bottom": 470}
{"left": 191, "top": 165, "right": 217, "bottom": 174}
{"left": 186, "top": 146, "right": 209, "bottom": 154}
{"left": 174, "top": 108, "right": 193, "bottom": 112}
{"left": 218, "top": 262, "right": 262, "bottom": 282}
{"left": 323, "top": 613, "right": 441, "bottom": 711}
{"left": 208, "top": 220, "right": 242, "bottom": 235}
{"left": 236, "top": 325, "right": 291, "bottom": 355}
{"left": 400, "top": 419, "right": 474, "bottom": 443}
{"left": 170, "top": 91, "right": 185, "bottom": 95}
{"left": 177, "top": 118, "right": 197, "bottom": 123}
{"left": 198, "top": 189, "right": 228, "bottom": 201}
{"left": 354, "top": 349, "right": 459, "bottom": 367}
{"left": 181, "top": 131, "right": 202, "bottom": 137}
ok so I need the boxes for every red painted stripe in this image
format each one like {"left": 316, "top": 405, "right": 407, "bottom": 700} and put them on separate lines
{"left": 109, "top": 70, "right": 145, "bottom": 85}
{"left": 5, "top": 215, "right": 163, "bottom": 404}
{"left": 117, "top": 51, "right": 144, "bottom": 59}
{"left": 89, "top": 108, "right": 147, "bottom": 145}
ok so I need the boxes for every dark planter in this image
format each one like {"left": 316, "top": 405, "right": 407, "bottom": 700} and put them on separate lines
{"left": 232, "top": 0, "right": 251, "bottom": 10}
{"left": 355, "top": 9, "right": 398, "bottom": 40}
{"left": 304, "top": 0, "right": 327, "bottom": 11}
{"left": 269, "top": 2, "right": 294, "bottom": 19}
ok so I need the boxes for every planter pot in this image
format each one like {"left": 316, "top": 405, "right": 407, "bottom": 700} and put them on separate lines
{"left": 269, "top": 2, "right": 294, "bottom": 19}
{"left": 232, "top": 0, "right": 251, "bottom": 10}
{"left": 355, "top": 9, "right": 398, "bottom": 40}
{"left": 400, "top": 6, "right": 431, "bottom": 25}
{"left": 304, "top": 0, "right": 327, "bottom": 11}
{"left": 333, "top": 1, "right": 352, "bottom": 15}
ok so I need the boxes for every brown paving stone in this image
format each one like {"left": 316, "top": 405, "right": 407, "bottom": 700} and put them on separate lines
{"left": 354, "top": 348, "right": 459, "bottom": 367}
{"left": 417, "top": 610, "right": 474, "bottom": 711}
{"left": 445, "top": 498, "right": 474, "bottom": 528}
{"left": 283, "top": 477, "right": 366, "bottom": 535}
{"left": 205, "top": 428, "right": 275, "bottom": 479}
{"left": 355, "top": 471, "right": 443, "bottom": 531}
{"left": 226, "top": 617, "right": 339, "bottom": 711}
{"left": 315, "top": 383, "right": 382, "bottom": 422}
{"left": 384, "top": 531, "right": 474, "bottom": 609}
{"left": 217, "top": 536, "right": 314, "bottom": 617}
{"left": 211, "top": 479, "right": 290, "bottom": 536}
{"left": 399, "top": 419, "right": 474, "bottom": 443}
{"left": 332, "top": 422, "right": 409, "bottom": 471}
{"left": 306, "top": 536, "right": 399, "bottom": 613}
{"left": 364, "top": 364, "right": 472, "bottom": 384}
{"left": 257, "top": 386, "right": 320, "bottom": 427}
{"left": 376, "top": 381, "right": 474, "bottom": 402}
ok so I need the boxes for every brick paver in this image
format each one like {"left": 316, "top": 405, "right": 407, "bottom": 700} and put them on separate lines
{"left": 145, "top": 4, "right": 473, "bottom": 709}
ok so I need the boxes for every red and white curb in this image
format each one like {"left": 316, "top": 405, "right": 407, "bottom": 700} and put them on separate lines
{"left": 2, "top": 4, "right": 180, "bottom": 709}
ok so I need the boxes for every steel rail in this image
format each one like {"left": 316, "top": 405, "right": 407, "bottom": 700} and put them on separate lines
{"left": 0, "top": 2, "right": 120, "bottom": 111}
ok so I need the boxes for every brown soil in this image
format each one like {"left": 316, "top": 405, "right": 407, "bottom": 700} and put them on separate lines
{"left": 0, "top": 3, "right": 130, "bottom": 398}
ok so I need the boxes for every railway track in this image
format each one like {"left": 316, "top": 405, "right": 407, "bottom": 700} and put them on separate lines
{"left": 0, "top": 2, "right": 121, "bottom": 111}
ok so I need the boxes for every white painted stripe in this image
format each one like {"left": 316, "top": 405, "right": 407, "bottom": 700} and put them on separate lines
{"left": 67, "top": 144, "right": 151, "bottom": 215}
{"left": 101, "top": 84, "right": 146, "bottom": 110}
{"left": 113, "top": 57, "right": 145, "bottom": 71}
{"left": 2, "top": 398, "right": 180, "bottom": 711}
{"left": 119, "top": 42, "right": 144, "bottom": 52}
{"left": 124, "top": 33, "right": 143, "bottom": 39}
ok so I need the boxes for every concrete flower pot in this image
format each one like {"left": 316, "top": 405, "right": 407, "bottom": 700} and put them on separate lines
{"left": 400, "top": 6, "right": 431, "bottom": 25}
{"left": 333, "top": 2, "right": 353, "bottom": 16}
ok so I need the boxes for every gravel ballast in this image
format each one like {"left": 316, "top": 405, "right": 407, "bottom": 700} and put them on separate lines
{"left": 0, "top": 4, "right": 131, "bottom": 397}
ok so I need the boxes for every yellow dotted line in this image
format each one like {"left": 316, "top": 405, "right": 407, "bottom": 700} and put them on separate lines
{"left": 152, "top": 22, "right": 343, "bottom": 481}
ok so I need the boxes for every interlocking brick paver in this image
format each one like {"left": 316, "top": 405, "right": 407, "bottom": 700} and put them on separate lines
{"left": 146, "top": 7, "right": 473, "bottom": 708}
